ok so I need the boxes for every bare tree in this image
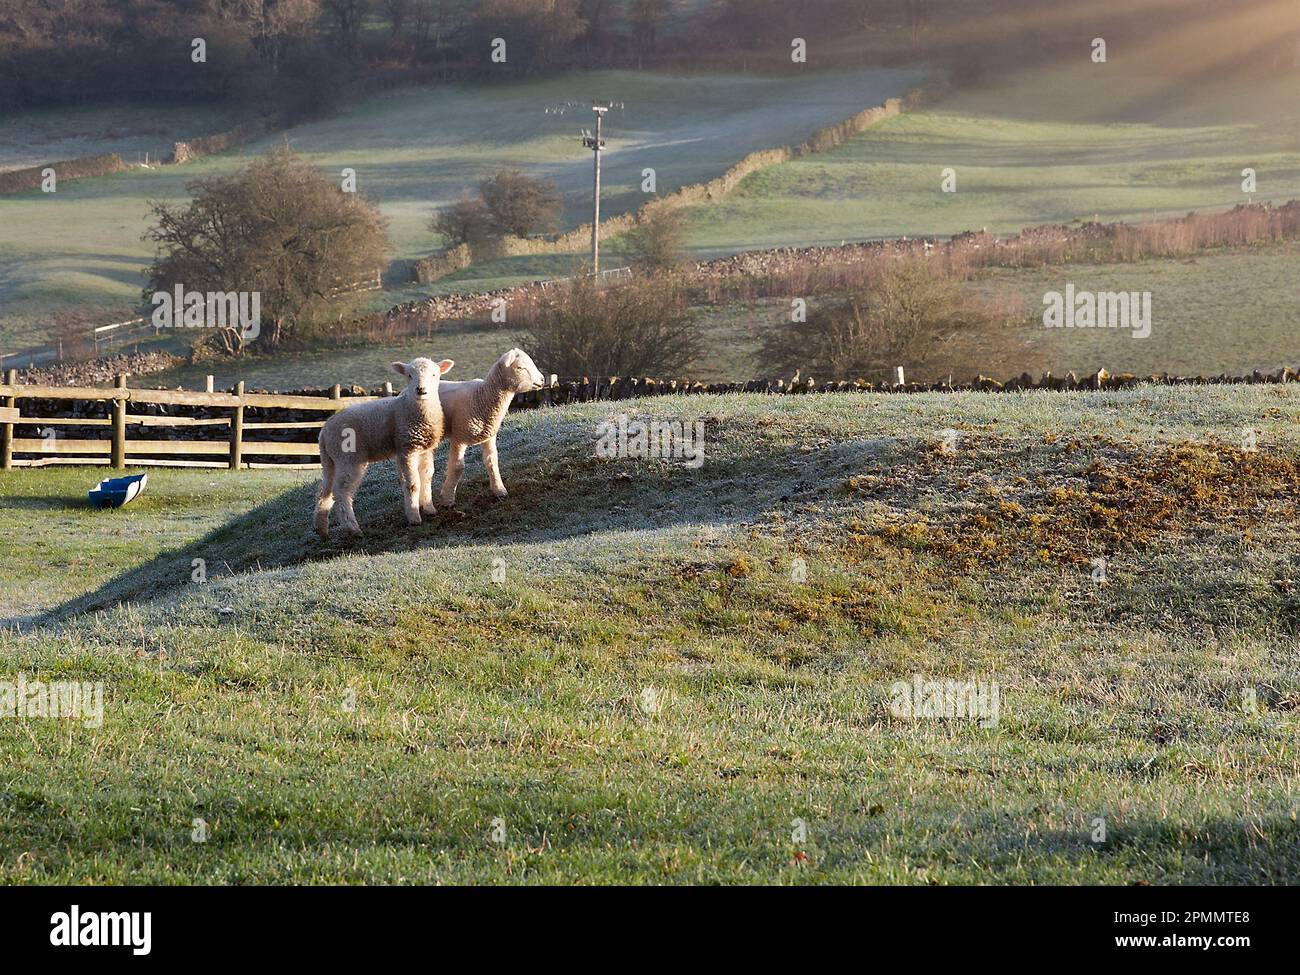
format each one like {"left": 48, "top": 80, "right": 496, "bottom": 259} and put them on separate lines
{"left": 382, "top": 0, "right": 411, "bottom": 39}
{"left": 144, "top": 147, "right": 391, "bottom": 352}
{"left": 247, "top": 0, "right": 321, "bottom": 73}
{"left": 630, "top": 0, "right": 671, "bottom": 55}
{"left": 474, "top": 0, "right": 585, "bottom": 69}
{"left": 432, "top": 192, "right": 492, "bottom": 246}
{"left": 323, "top": 0, "right": 370, "bottom": 55}
{"left": 479, "top": 169, "right": 563, "bottom": 238}
{"left": 407, "top": 0, "right": 470, "bottom": 47}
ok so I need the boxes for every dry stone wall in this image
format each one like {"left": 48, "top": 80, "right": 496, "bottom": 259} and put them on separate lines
{"left": 0, "top": 153, "right": 126, "bottom": 194}
{"left": 168, "top": 122, "right": 268, "bottom": 164}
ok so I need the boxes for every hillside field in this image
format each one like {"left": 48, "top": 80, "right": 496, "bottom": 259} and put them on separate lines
{"left": 681, "top": 64, "right": 1300, "bottom": 253}
{"left": 0, "top": 66, "right": 925, "bottom": 353}
{"left": 2, "top": 385, "right": 1299, "bottom": 883}
{"left": 385, "top": 62, "right": 1300, "bottom": 299}
{"left": 7, "top": 59, "right": 1296, "bottom": 378}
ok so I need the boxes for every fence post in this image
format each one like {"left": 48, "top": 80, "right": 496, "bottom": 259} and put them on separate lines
{"left": 1, "top": 368, "right": 15, "bottom": 470}
{"left": 230, "top": 380, "right": 245, "bottom": 470}
{"left": 205, "top": 375, "right": 214, "bottom": 393}
{"left": 111, "top": 374, "right": 127, "bottom": 469}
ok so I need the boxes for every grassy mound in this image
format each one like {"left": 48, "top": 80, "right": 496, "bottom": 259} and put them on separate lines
{"left": 2, "top": 386, "right": 1300, "bottom": 883}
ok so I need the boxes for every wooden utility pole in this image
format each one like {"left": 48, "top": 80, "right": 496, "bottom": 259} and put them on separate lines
{"left": 583, "top": 103, "right": 610, "bottom": 275}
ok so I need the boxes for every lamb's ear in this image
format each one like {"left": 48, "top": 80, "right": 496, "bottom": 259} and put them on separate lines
{"left": 437, "top": 359, "right": 455, "bottom": 375}
{"left": 502, "top": 348, "right": 521, "bottom": 365}
{"left": 390, "top": 361, "right": 407, "bottom": 377}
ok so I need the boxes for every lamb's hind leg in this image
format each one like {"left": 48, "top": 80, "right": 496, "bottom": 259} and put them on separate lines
{"left": 314, "top": 451, "right": 336, "bottom": 540}
{"left": 398, "top": 452, "right": 423, "bottom": 525}
{"left": 439, "top": 440, "right": 468, "bottom": 507}
{"left": 334, "top": 461, "right": 368, "bottom": 537}
{"left": 419, "top": 450, "right": 438, "bottom": 515}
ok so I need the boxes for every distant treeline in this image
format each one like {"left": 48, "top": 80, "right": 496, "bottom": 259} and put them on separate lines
{"left": 1, "top": 0, "right": 1295, "bottom": 114}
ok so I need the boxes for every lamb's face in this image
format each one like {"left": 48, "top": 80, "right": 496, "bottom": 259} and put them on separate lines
{"left": 498, "top": 349, "right": 547, "bottom": 392}
{"left": 392, "top": 357, "right": 454, "bottom": 400}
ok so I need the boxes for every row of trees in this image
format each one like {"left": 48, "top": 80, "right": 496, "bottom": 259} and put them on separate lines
{"left": 0, "top": 0, "right": 593, "bottom": 111}
{"left": 11, "top": 1, "right": 1260, "bottom": 112}
{"left": 0, "top": 1, "right": 334, "bottom": 117}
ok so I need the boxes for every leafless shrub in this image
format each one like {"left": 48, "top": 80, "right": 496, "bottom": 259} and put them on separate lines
{"left": 479, "top": 168, "right": 563, "bottom": 238}
{"left": 519, "top": 273, "right": 701, "bottom": 379}
{"left": 432, "top": 192, "right": 493, "bottom": 246}
{"left": 624, "top": 205, "right": 689, "bottom": 271}
{"left": 762, "top": 257, "right": 997, "bottom": 382}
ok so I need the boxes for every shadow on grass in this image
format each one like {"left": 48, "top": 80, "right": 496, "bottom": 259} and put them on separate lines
{"left": 1008, "top": 811, "right": 1300, "bottom": 885}
{"left": 47, "top": 430, "right": 889, "bottom": 621}
{"left": 0, "top": 495, "right": 91, "bottom": 512}
{"left": 2, "top": 786, "right": 1293, "bottom": 883}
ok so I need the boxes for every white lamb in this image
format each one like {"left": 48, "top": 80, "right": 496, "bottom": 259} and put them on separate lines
{"left": 315, "top": 356, "right": 454, "bottom": 540}
{"left": 437, "top": 348, "right": 546, "bottom": 506}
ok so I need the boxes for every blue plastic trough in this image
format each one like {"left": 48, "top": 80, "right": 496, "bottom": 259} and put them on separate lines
{"left": 88, "top": 473, "right": 148, "bottom": 509}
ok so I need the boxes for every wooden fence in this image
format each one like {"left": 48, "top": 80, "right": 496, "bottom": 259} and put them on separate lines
{"left": 0, "top": 369, "right": 380, "bottom": 471}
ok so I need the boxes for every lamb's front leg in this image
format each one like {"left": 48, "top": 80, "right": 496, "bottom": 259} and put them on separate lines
{"left": 439, "top": 440, "right": 467, "bottom": 507}
{"left": 418, "top": 450, "right": 438, "bottom": 515}
{"left": 482, "top": 436, "right": 507, "bottom": 499}
{"left": 398, "top": 452, "right": 423, "bottom": 525}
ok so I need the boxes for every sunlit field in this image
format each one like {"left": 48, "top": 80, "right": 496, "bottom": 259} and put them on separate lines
{"left": 683, "top": 64, "right": 1300, "bottom": 253}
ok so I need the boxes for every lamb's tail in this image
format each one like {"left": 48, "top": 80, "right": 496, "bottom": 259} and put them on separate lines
{"left": 314, "top": 447, "right": 335, "bottom": 540}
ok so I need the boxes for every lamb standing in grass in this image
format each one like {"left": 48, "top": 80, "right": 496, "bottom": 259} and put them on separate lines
{"left": 315, "top": 357, "right": 454, "bottom": 540}
{"left": 437, "top": 348, "right": 546, "bottom": 507}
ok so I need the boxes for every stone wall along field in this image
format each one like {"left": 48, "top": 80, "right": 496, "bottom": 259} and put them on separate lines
{"left": 0, "top": 117, "right": 276, "bottom": 196}
{"left": 169, "top": 123, "right": 267, "bottom": 164}
{"left": 0, "top": 153, "right": 126, "bottom": 194}
{"left": 410, "top": 243, "right": 474, "bottom": 285}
